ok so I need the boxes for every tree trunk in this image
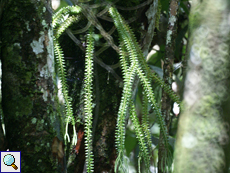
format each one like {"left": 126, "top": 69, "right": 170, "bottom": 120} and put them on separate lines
{"left": 174, "top": 0, "right": 230, "bottom": 172}
{"left": 1, "top": 0, "right": 65, "bottom": 172}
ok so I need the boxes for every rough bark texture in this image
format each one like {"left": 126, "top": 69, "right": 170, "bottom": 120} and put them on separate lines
{"left": 142, "top": 0, "right": 158, "bottom": 57}
{"left": 158, "top": 0, "right": 179, "bottom": 172}
{"left": 92, "top": 73, "right": 120, "bottom": 173}
{"left": 1, "top": 0, "right": 65, "bottom": 172}
{"left": 93, "top": 108, "right": 117, "bottom": 172}
{"left": 174, "top": 0, "right": 230, "bottom": 172}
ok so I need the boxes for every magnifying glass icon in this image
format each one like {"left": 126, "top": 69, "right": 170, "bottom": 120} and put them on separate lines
{"left": 3, "top": 154, "right": 18, "bottom": 170}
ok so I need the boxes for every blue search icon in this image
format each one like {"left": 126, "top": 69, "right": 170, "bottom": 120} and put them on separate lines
{"left": 3, "top": 154, "right": 18, "bottom": 170}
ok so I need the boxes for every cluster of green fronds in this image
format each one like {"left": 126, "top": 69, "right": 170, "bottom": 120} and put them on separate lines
{"left": 114, "top": 43, "right": 134, "bottom": 172}
{"left": 53, "top": 5, "right": 82, "bottom": 145}
{"left": 53, "top": 5, "right": 95, "bottom": 172}
{"left": 110, "top": 8, "right": 140, "bottom": 171}
{"left": 52, "top": 3, "right": 179, "bottom": 172}
{"left": 109, "top": 7, "right": 174, "bottom": 171}
{"left": 83, "top": 28, "right": 95, "bottom": 173}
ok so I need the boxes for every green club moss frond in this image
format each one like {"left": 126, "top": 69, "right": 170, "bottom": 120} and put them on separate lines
{"left": 119, "top": 43, "right": 129, "bottom": 77}
{"left": 53, "top": 5, "right": 81, "bottom": 29}
{"left": 84, "top": 27, "right": 95, "bottom": 173}
{"left": 109, "top": 5, "right": 170, "bottom": 153}
{"left": 111, "top": 9, "right": 147, "bottom": 170}
{"left": 142, "top": 93, "right": 152, "bottom": 153}
{"left": 53, "top": 39, "right": 76, "bottom": 144}
{"left": 110, "top": 8, "right": 158, "bottom": 171}
{"left": 137, "top": 67, "right": 169, "bottom": 146}
{"left": 115, "top": 62, "right": 137, "bottom": 164}
{"left": 55, "top": 15, "right": 80, "bottom": 39}
{"left": 109, "top": 7, "right": 180, "bottom": 105}
{"left": 130, "top": 104, "right": 150, "bottom": 172}
{"left": 113, "top": 44, "right": 137, "bottom": 172}
{"left": 52, "top": 5, "right": 82, "bottom": 146}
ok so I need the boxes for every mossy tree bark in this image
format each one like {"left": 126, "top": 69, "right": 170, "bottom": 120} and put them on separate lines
{"left": 1, "top": 0, "right": 65, "bottom": 172}
{"left": 174, "top": 0, "right": 230, "bottom": 172}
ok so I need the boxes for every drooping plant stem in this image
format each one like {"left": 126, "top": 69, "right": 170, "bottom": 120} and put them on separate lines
{"left": 84, "top": 27, "right": 95, "bottom": 173}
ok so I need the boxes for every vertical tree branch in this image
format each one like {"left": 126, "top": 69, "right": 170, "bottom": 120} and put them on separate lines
{"left": 158, "top": 0, "right": 179, "bottom": 172}
{"left": 174, "top": 0, "right": 230, "bottom": 172}
{"left": 142, "top": 0, "right": 159, "bottom": 57}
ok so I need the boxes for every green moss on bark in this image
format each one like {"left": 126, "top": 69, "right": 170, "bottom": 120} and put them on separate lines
{"left": 1, "top": 0, "right": 64, "bottom": 172}
{"left": 174, "top": 1, "right": 230, "bottom": 172}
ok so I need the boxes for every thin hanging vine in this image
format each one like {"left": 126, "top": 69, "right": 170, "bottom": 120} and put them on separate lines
{"left": 53, "top": 5, "right": 82, "bottom": 146}
{"left": 83, "top": 27, "right": 95, "bottom": 173}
